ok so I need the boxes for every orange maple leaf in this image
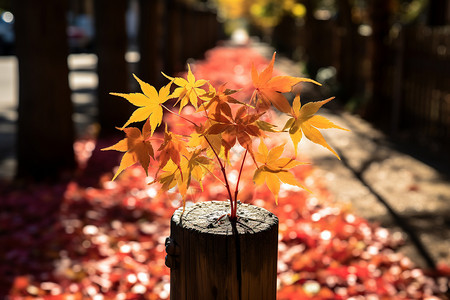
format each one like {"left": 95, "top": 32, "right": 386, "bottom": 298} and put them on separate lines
{"left": 200, "top": 83, "right": 245, "bottom": 116}
{"left": 252, "top": 52, "right": 320, "bottom": 113}
{"left": 206, "top": 106, "right": 262, "bottom": 159}
{"left": 157, "top": 126, "right": 188, "bottom": 171}
{"left": 101, "top": 119, "right": 154, "bottom": 180}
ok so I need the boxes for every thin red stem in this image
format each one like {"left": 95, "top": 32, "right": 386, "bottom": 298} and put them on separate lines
{"left": 250, "top": 89, "right": 257, "bottom": 106}
{"left": 161, "top": 99, "right": 236, "bottom": 216}
{"left": 202, "top": 136, "right": 234, "bottom": 214}
{"left": 232, "top": 149, "right": 248, "bottom": 219}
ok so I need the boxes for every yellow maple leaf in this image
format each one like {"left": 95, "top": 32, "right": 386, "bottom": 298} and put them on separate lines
{"left": 284, "top": 95, "right": 349, "bottom": 158}
{"left": 163, "top": 64, "right": 207, "bottom": 112}
{"left": 101, "top": 119, "right": 154, "bottom": 180}
{"left": 253, "top": 139, "right": 309, "bottom": 204}
{"left": 188, "top": 130, "right": 223, "bottom": 160}
{"left": 185, "top": 148, "right": 213, "bottom": 191}
{"left": 158, "top": 160, "right": 187, "bottom": 197}
{"left": 157, "top": 148, "right": 212, "bottom": 207}
{"left": 110, "top": 74, "right": 172, "bottom": 135}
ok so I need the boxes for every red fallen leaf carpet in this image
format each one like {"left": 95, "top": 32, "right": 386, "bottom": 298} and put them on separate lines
{"left": 1, "top": 46, "right": 449, "bottom": 299}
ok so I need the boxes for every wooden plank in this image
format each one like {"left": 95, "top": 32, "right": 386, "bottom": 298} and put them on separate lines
{"left": 168, "top": 201, "right": 278, "bottom": 300}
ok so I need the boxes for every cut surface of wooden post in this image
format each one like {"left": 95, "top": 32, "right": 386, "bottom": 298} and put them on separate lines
{"left": 169, "top": 201, "right": 278, "bottom": 300}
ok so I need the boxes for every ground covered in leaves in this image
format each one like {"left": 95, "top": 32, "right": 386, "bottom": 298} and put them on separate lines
{"left": 1, "top": 46, "right": 449, "bottom": 299}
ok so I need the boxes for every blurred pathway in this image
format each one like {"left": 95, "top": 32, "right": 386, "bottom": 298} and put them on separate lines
{"left": 1, "top": 41, "right": 449, "bottom": 271}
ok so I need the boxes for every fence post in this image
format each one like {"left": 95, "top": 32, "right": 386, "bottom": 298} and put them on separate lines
{"left": 166, "top": 201, "right": 278, "bottom": 300}
{"left": 164, "top": 0, "right": 183, "bottom": 75}
{"left": 137, "top": 0, "right": 164, "bottom": 88}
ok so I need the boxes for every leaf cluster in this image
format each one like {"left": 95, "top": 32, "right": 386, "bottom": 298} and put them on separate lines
{"left": 103, "top": 53, "right": 348, "bottom": 214}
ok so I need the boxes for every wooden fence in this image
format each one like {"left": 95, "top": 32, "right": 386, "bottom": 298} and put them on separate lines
{"left": 164, "top": 1, "right": 222, "bottom": 76}
{"left": 274, "top": 20, "right": 450, "bottom": 152}
{"left": 388, "top": 26, "right": 450, "bottom": 150}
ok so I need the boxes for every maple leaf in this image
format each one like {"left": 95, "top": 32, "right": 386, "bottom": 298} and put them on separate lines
{"left": 253, "top": 140, "right": 309, "bottom": 204}
{"left": 158, "top": 160, "right": 187, "bottom": 197}
{"left": 163, "top": 64, "right": 207, "bottom": 111}
{"left": 188, "top": 129, "right": 223, "bottom": 160}
{"left": 157, "top": 126, "right": 188, "bottom": 171}
{"left": 110, "top": 74, "right": 172, "bottom": 135}
{"left": 206, "top": 106, "right": 262, "bottom": 159}
{"left": 184, "top": 148, "right": 213, "bottom": 191}
{"left": 256, "top": 120, "right": 278, "bottom": 132}
{"left": 252, "top": 52, "right": 321, "bottom": 113}
{"left": 101, "top": 119, "right": 154, "bottom": 180}
{"left": 284, "top": 95, "right": 349, "bottom": 158}
{"left": 200, "top": 83, "right": 246, "bottom": 115}
{"left": 157, "top": 148, "right": 212, "bottom": 205}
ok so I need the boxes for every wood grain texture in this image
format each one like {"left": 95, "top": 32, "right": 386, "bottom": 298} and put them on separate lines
{"left": 169, "top": 201, "right": 278, "bottom": 300}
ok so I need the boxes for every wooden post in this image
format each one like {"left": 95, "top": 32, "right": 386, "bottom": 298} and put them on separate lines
{"left": 14, "top": 0, "right": 76, "bottom": 180}
{"left": 163, "top": 0, "right": 183, "bottom": 75}
{"left": 94, "top": 0, "right": 131, "bottom": 134}
{"left": 138, "top": 0, "right": 165, "bottom": 88}
{"left": 166, "top": 201, "right": 278, "bottom": 300}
